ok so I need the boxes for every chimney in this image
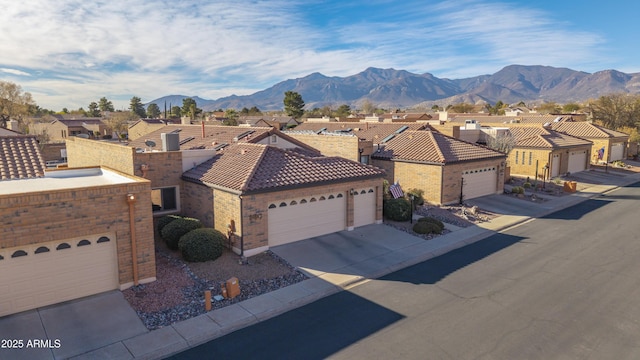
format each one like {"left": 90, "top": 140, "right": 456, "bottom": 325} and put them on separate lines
{"left": 161, "top": 132, "right": 180, "bottom": 151}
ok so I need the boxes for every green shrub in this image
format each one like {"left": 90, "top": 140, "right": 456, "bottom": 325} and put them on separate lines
{"left": 511, "top": 186, "right": 524, "bottom": 194}
{"left": 156, "top": 214, "right": 182, "bottom": 233}
{"left": 178, "top": 228, "right": 227, "bottom": 262}
{"left": 523, "top": 182, "right": 531, "bottom": 189}
{"left": 413, "top": 221, "right": 442, "bottom": 235}
{"left": 161, "top": 217, "right": 203, "bottom": 250}
{"left": 417, "top": 217, "right": 445, "bottom": 232}
{"left": 383, "top": 198, "right": 411, "bottom": 221}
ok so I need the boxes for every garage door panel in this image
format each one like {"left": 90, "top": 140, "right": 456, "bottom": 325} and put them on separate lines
{"left": 610, "top": 143, "right": 624, "bottom": 161}
{"left": 462, "top": 167, "right": 497, "bottom": 200}
{"left": 353, "top": 189, "right": 376, "bottom": 228}
{"left": 0, "top": 234, "right": 118, "bottom": 317}
{"left": 268, "top": 195, "right": 346, "bottom": 246}
{"left": 568, "top": 151, "right": 587, "bottom": 174}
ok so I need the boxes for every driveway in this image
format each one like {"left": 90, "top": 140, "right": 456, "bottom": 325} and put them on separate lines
{"left": 0, "top": 290, "right": 147, "bottom": 360}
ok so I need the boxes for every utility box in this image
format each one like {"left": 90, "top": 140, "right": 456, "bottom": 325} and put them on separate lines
{"left": 226, "top": 277, "right": 240, "bottom": 299}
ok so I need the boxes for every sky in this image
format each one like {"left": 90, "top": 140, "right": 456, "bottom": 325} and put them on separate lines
{"left": 1, "top": 0, "right": 638, "bottom": 111}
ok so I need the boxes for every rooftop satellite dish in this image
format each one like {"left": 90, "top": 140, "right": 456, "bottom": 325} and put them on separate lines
{"left": 145, "top": 140, "right": 156, "bottom": 148}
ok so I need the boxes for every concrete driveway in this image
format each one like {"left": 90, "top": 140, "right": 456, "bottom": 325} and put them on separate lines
{"left": 0, "top": 290, "right": 147, "bottom": 360}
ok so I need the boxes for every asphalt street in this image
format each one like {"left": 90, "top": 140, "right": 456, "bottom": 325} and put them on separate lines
{"left": 169, "top": 182, "right": 640, "bottom": 360}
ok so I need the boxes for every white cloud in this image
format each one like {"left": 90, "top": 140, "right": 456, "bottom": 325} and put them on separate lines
{"left": 0, "top": 68, "right": 31, "bottom": 76}
{"left": 0, "top": 0, "right": 620, "bottom": 109}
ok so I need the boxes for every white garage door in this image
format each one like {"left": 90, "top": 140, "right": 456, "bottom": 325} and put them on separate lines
{"left": 568, "top": 150, "right": 587, "bottom": 174}
{"left": 610, "top": 143, "right": 624, "bottom": 161}
{"left": 462, "top": 167, "right": 497, "bottom": 200}
{"left": 551, "top": 154, "right": 560, "bottom": 177}
{"left": 0, "top": 234, "right": 118, "bottom": 317}
{"left": 353, "top": 188, "right": 376, "bottom": 228}
{"left": 268, "top": 193, "right": 346, "bottom": 247}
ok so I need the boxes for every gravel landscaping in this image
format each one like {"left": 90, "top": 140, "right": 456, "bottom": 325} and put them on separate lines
{"left": 123, "top": 240, "right": 307, "bottom": 330}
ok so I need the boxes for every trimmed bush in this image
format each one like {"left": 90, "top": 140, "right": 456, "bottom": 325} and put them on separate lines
{"left": 417, "top": 217, "right": 445, "bottom": 232}
{"left": 383, "top": 198, "right": 411, "bottom": 221}
{"left": 413, "top": 221, "right": 442, "bottom": 235}
{"left": 161, "top": 217, "right": 203, "bottom": 250}
{"left": 156, "top": 214, "right": 182, "bottom": 233}
{"left": 511, "top": 186, "right": 524, "bottom": 194}
{"left": 523, "top": 182, "right": 532, "bottom": 189}
{"left": 178, "top": 228, "right": 227, "bottom": 262}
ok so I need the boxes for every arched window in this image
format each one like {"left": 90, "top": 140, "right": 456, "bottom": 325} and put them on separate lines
{"left": 56, "top": 243, "right": 71, "bottom": 250}
{"left": 97, "top": 237, "right": 111, "bottom": 243}
{"left": 328, "top": 195, "right": 335, "bottom": 199}
{"left": 337, "top": 194, "right": 343, "bottom": 198}
{"left": 310, "top": 197, "right": 317, "bottom": 202}
{"left": 279, "top": 202, "right": 287, "bottom": 207}
{"left": 290, "top": 200, "right": 297, "bottom": 205}
{"left": 300, "top": 199, "right": 307, "bottom": 204}
{"left": 35, "top": 246, "right": 50, "bottom": 254}
{"left": 78, "top": 240, "right": 91, "bottom": 247}
{"left": 268, "top": 204, "right": 276, "bottom": 209}
{"left": 319, "top": 196, "right": 326, "bottom": 201}
{"left": 11, "top": 250, "right": 27, "bottom": 258}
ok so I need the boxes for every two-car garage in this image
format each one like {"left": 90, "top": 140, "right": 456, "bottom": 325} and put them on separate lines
{"left": 267, "top": 188, "right": 378, "bottom": 247}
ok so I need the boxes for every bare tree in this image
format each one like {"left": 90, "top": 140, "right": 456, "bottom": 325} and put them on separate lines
{"left": 588, "top": 93, "right": 640, "bottom": 130}
{"left": 0, "top": 81, "right": 35, "bottom": 130}
{"left": 103, "top": 112, "right": 135, "bottom": 141}
{"left": 486, "top": 131, "right": 516, "bottom": 155}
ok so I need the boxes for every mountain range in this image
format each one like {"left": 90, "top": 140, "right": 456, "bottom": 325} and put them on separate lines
{"left": 147, "top": 65, "right": 640, "bottom": 112}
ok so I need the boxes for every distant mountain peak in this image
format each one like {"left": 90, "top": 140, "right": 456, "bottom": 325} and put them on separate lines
{"left": 146, "top": 65, "right": 640, "bottom": 111}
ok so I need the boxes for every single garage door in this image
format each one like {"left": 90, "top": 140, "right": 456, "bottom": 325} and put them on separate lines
{"left": 551, "top": 154, "right": 560, "bottom": 177}
{"left": 462, "top": 167, "right": 497, "bottom": 200}
{"left": 353, "top": 188, "right": 376, "bottom": 228}
{"left": 610, "top": 143, "right": 624, "bottom": 161}
{"left": 268, "top": 193, "right": 346, "bottom": 246}
{"left": 0, "top": 234, "right": 118, "bottom": 317}
{"left": 568, "top": 150, "right": 587, "bottom": 174}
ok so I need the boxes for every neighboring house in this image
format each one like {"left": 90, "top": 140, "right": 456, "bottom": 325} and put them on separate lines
{"left": 30, "top": 118, "right": 108, "bottom": 142}
{"left": 372, "top": 130, "right": 507, "bottom": 204}
{"left": 128, "top": 118, "right": 178, "bottom": 140}
{"left": 294, "top": 122, "right": 428, "bottom": 144}
{"left": 0, "top": 135, "right": 154, "bottom": 317}
{"left": 0, "top": 126, "right": 22, "bottom": 136}
{"left": 66, "top": 124, "right": 384, "bottom": 257}
{"left": 238, "top": 116, "right": 299, "bottom": 130}
{"left": 182, "top": 143, "right": 385, "bottom": 256}
{"left": 508, "top": 127, "right": 593, "bottom": 178}
{"left": 551, "top": 122, "right": 629, "bottom": 163}
{"left": 379, "top": 112, "right": 432, "bottom": 122}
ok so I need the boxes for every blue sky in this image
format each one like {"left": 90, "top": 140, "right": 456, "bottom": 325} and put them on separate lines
{"left": 0, "top": 0, "right": 638, "bottom": 111}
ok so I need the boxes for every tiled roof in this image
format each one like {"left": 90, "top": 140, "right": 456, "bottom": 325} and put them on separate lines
{"left": 450, "top": 114, "right": 571, "bottom": 124}
{"left": 293, "top": 122, "right": 428, "bottom": 143}
{"left": 509, "top": 127, "right": 592, "bottom": 148}
{"left": 58, "top": 119, "right": 104, "bottom": 126}
{"left": 372, "top": 130, "right": 505, "bottom": 164}
{"left": 551, "top": 122, "right": 629, "bottom": 139}
{"left": 128, "top": 125, "right": 275, "bottom": 150}
{"left": 0, "top": 136, "right": 46, "bottom": 181}
{"left": 182, "top": 143, "right": 384, "bottom": 193}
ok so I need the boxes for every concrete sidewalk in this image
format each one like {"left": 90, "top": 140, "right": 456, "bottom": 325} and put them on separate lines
{"left": 12, "top": 170, "right": 640, "bottom": 360}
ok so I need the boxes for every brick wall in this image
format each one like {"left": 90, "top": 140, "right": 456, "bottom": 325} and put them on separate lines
{"left": 0, "top": 179, "right": 155, "bottom": 287}
{"left": 286, "top": 133, "right": 373, "bottom": 162}
{"left": 182, "top": 181, "right": 214, "bottom": 227}
{"left": 40, "top": 143, "right": 67, "bottom": 161}
{"left": 66, "top": 137, "right": 136, "bottom": 174}
{"left": 508, "top": 148, "right": 554, "bottom": 178}
{"left": 372, "top": 158, "right": 505, "bottom": 204}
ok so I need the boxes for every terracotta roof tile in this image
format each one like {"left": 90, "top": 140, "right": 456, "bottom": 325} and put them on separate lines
{"left": 0, "top": 136, "right": 46, "bottom": 181}
{"left": 551, "top": 122, "right": 629, "bottom": 139}
{"left": 182, "top": 143, "right": 384, "bottom": 192}
{"left": 373, "top": 130, "right": 505, "bottom": 164}
{"left": 509, "top": 126, "right": 592, "bottom": 148}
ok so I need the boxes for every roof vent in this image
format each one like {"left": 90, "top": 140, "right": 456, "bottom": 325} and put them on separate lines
{"left": 316, "top": 127, "right": 327, "bottom": 134}
{"left": 179, "top": 136, "right": 195, "bottom": 145}
{"left": 233, "top": 130, "right": 255, "bottom": 142}
{"left": 553, "top": 116, "right": 562, "bottom": 122}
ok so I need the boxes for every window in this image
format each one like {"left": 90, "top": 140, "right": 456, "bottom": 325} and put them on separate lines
{"left": 529, "top": 152, "right": 532, "bottom": 165}
{"left": 360, "top": 155, "right": 369, "bottom": 165}
{"left": 151, "top": 186, "right": 179, "bottom": 213}
{"left": 271, "top": 135, "right": 278, "bottom": 143}
{"left": 515, "top": 151, "right": 518, "bottom": 164}
{"left": 521, "top": 151, "right": 525, "bottom": 165}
